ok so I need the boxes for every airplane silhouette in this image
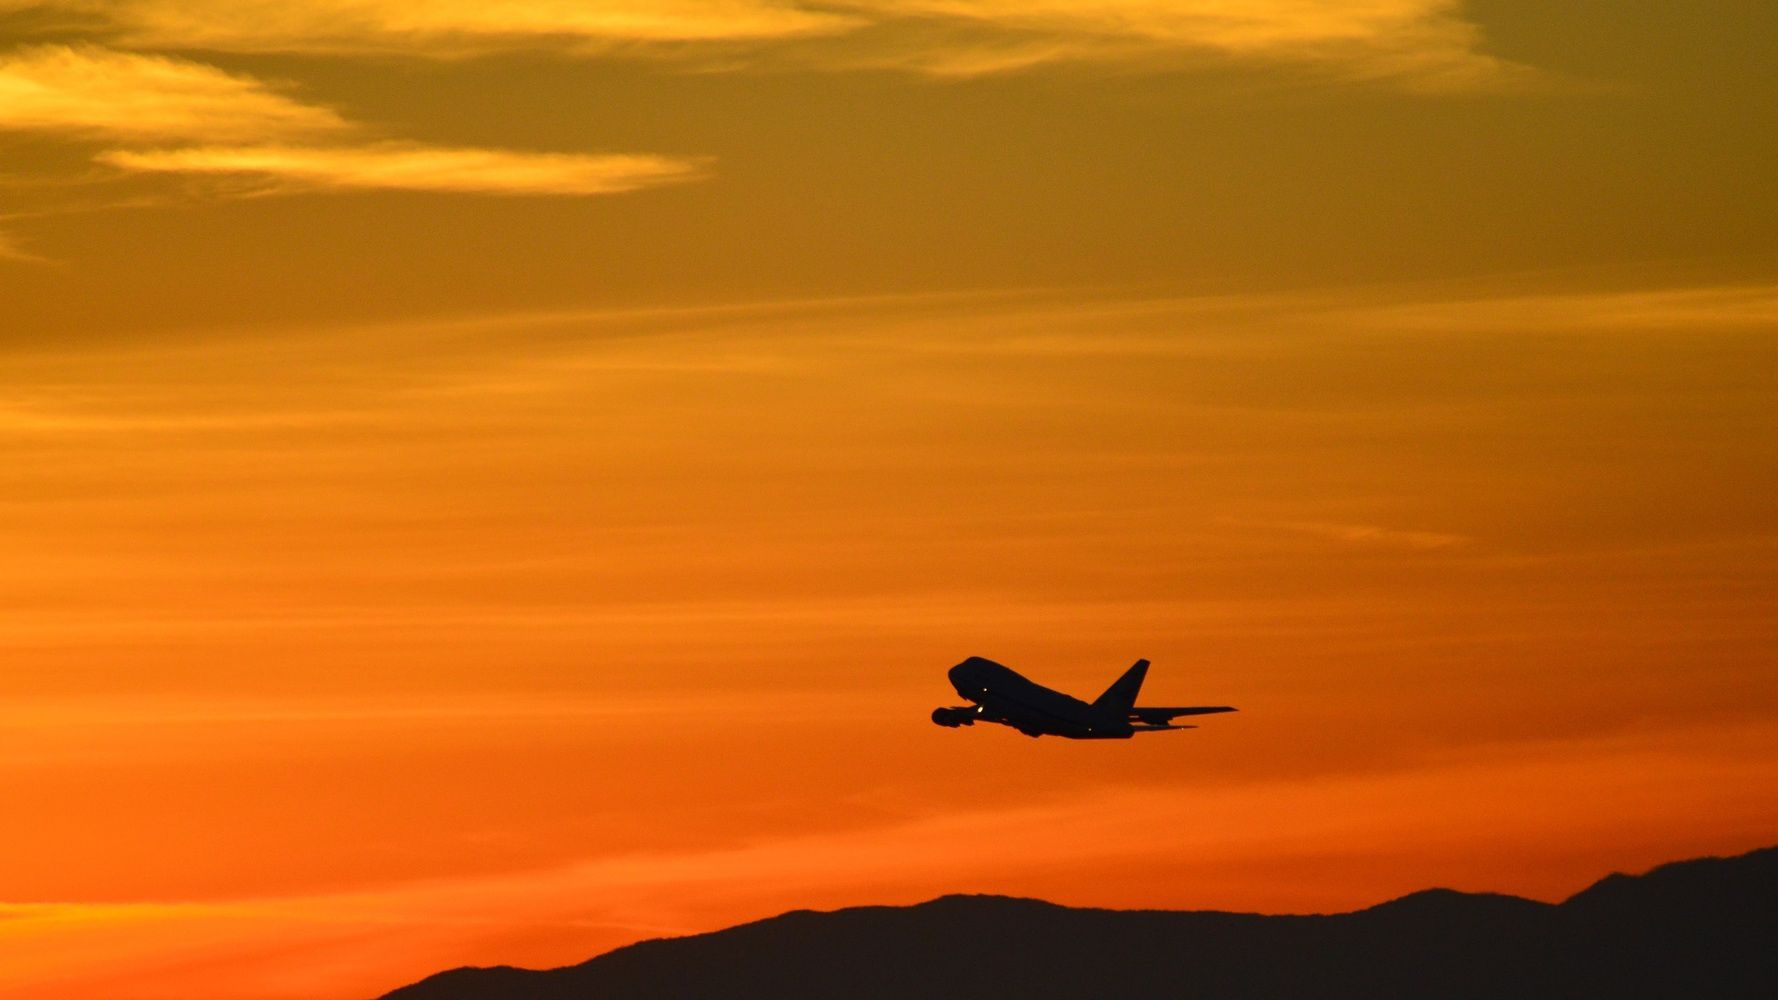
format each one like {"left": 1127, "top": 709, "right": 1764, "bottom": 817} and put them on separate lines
{"left": 931, "top": 656, "right": 1235, "bottom": 739}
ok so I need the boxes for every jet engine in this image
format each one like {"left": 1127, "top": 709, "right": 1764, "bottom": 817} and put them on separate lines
{"left": 930, "top": 707, "right": 975, "bottom": 728}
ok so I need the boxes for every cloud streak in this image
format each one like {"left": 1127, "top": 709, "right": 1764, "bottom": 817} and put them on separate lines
{"left": 3, "top": 0, "right": 856, "bottom": 51}
{"left": 0, "top": 44, "right": 346, "bottom": 142}
{"left": 1228, "top": 518, "right": 1472, "bottom": 551}
{"left": 1, "top": 1, "right": 1524, "bottom": 87}
{"left": 0, "top": 228, "right": 48, "bottom": 263}
{"left": 0, "top": 45, "right": 710, "bottom": 200}
{"left": 831, "top": 0, "right": 1523, "bottom": 85}
{"left": 98, "top": 144, "right": 707, "bottom": 197}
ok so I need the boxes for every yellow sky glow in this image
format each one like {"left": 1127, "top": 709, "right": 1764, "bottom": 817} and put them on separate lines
{"left": 96, "top": 145, "right": 709, "bottom": 197}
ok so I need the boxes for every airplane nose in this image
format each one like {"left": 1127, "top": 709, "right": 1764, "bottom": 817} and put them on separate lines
{"left": 950, "top": 656, "right": 995, "bottom": 677}
{"left": 948, "top": 659, "right": 989, "bottom": 697}
{"left": 951, "top": 654, "right": 1004, "bottom": 677}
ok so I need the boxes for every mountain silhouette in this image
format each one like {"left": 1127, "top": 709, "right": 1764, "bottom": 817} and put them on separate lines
{"left": 381, "top": 844, "right": 1778, "bottom": 999}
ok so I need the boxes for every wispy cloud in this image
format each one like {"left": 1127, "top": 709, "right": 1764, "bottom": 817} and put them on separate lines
{"left": 2, "top": 0, "right": 857, "bottom": 52}
{"left": 1341, "top": 283, "right": 1778, "bottom": 334}
{"left": 1, "top": 1, "right": 1525, "bottom": 88}
{"left": 97, "top": 144, "right": 708, "bottom": 197}
{"left": 0, "top": 228, "right": 49, "bottom": 263}
{"left": 0, "top": 44, "right": 346, "bottom": 142}
{"left": 0, "top": 45, "right": 710, "bottom": 201}
{"left": 829, "top": 0, "right": 1525, "bottom": 86}
{"left": 1228, "top": 518, "right": 1472, "bottom": 551}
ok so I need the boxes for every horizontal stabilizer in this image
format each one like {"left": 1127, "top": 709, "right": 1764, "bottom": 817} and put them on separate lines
{"left": 1130, "top": 706, "right": 1237, "bottom": 725}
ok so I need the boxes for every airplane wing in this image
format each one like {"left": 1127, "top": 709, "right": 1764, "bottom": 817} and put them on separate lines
{"left": 1130, "top": 706, "right": 1237, "bottom": 725}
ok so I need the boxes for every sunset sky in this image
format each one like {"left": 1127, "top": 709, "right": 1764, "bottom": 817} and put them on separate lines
{"left": 2, "top": 2, "right": 1776, "bottom": 998}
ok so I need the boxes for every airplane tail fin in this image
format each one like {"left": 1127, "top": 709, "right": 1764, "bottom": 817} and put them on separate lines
{"left": 1091, "top": 659, "right": 1149, "bottom": 716}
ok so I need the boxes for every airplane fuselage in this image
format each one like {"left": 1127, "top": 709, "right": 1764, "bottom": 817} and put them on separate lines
{"left": 944, "top": 656, "right": 1136, "bottom": 739}
{"left": 932, "top": 655, "right": 1236, "bottom": 739}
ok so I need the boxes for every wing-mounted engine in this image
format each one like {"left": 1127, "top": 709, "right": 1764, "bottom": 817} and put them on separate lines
{"left": 931, "top": 707, "right": 976, "bottom": 728}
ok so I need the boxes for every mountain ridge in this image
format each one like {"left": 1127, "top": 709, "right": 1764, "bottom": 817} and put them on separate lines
{"left": 381, "top": 844, "right": 1778, "bottom": 999}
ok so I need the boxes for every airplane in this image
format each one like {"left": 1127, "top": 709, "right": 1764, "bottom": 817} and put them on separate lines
{"left": 931, "top": 656, "right": 1235, "bottom": 739}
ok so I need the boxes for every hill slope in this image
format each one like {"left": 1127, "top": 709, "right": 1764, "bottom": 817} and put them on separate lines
{"left": 382, "top": 845, "right": 1778, "bottom": 999}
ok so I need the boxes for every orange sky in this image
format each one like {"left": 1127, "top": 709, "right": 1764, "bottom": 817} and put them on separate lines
{"left": 2, "top": 3, "right": 1776, "bottom": 998}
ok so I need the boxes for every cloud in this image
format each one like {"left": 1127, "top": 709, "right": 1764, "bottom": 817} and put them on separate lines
{"left": 0, "top": 229, "right": 49, "bottom": 263}
{"left": 96, "top": 143, "right": 707, "bottom": 196}
{"left": 0, "top": 46, "right": 708, "bottom": 201}
{"left": 1229, "top": 518, "right": 1472, "bottom": 551}
{"left": 0, "top": 44, "right": 347, "bottom": 142}
{"left": 3, "top": 0, "right": 856, "bottom": 53}
{"left": 981, "top": 0, "right": 1440, "bottom": 50}
{"left": 827, "top": 0, "right": 1523, "bottom": 85}
{"left": 2, "top": 1, "right": 1525, "bottom": 87}
{"left": 1341, "top": 284, "right": 1778, "bottom": 334}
